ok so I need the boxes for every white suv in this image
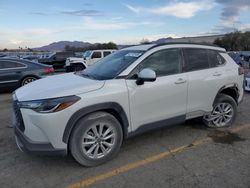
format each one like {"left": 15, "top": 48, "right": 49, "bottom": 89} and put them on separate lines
{"left": 13, "top": 43, "right": 244, "bottom": 166}
{"left": 65, "top": 49, "right": 116, "bottom": 72}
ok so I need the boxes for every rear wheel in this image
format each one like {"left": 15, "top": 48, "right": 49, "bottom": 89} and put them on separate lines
{"left": 21, "top": 76, "right": 37, "bottom": 86}
{"left": 203, "top": 94, "right": 237, "bottom": 128}
{"left": 70, "top": 112, "right": 123, "bottom": 166}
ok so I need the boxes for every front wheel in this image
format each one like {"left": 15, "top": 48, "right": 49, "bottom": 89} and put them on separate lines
{"left": 69, "top": 112, "right": 123, "bottom": 166}
{"left": 203, "top": 94, "right": 237, "bottom": 128}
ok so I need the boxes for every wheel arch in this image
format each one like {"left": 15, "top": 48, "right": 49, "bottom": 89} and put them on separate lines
{"left": 214, "top": 84, "right": 240, "bottom": 105}
{"left": 20, "top": 74, "right": 40, "bottom": 86}
{"left": 70, "top": 62, "right": 87, "bottom": 68}
{"left": 62, "top": 102, "right": 129, "bottom": 144}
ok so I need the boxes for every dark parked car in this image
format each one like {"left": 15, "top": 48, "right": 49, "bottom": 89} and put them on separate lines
{"left": 38, "top": 52, "right": 75, "bottom": 70}
{"left": 0, "top": 58, "right": 54, "bottom": 90}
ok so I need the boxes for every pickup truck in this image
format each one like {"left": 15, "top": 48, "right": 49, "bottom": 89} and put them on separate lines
{"left": 65, "top": 49, "right": 116, "bottom": 72}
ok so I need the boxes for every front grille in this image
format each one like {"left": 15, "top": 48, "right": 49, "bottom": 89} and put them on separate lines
{"left": 13, "top": 100, "right": 25, "bottom": 132}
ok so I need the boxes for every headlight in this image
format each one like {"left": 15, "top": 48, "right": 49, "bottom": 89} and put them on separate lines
{"left": 18, "top": 95, "right": 80, "bottom": 113}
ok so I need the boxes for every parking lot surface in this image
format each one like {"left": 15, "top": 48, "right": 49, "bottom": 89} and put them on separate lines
{"left": 0, "top": 92, "right": 250, "bottom": 188}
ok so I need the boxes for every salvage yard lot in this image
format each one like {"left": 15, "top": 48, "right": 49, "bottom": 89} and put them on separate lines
{"left": 0, "top": 92, "right": 250, "bottom": 188}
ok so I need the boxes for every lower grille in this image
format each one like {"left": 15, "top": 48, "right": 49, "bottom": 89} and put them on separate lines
{"left": 13, "top": 100, "right": 25, "bottom": 132}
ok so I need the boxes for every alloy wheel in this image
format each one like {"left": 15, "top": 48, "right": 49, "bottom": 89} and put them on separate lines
{"left": 82, "top": 123, "right": 116, "bottom": 159}
{"left": 204, "top": 102, "right": 234, "bottom": 127}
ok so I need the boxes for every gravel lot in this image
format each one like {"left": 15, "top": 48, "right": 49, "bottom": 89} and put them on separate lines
{"left": 0, "top": 91, "right": 250, "bottom": 188}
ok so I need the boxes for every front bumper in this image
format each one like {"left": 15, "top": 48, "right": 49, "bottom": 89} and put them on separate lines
{"left": 15, "top": 127, "right": 67, "bottom": 156}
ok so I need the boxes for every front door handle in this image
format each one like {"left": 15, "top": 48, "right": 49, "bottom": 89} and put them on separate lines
{"left": 175, "top": 78, "right": 187, "bottom": 84}
{"left": 213, "top": 72, "right": 222, "bottom": 76}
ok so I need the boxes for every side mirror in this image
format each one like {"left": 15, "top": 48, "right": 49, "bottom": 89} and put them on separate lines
{"left": 136, "top": 68, "right": 156, "bottom": 85}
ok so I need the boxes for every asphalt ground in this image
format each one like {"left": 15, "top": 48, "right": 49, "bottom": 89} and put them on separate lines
{"left": 0, "top": 91, "right": 250, "bottom": 188}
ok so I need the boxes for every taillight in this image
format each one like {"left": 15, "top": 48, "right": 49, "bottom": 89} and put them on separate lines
{"left": 44, "top": 67, "right": 54, "bottom": 74}
{"left": 238, "top": 67, "right": 245, "bottom": 75}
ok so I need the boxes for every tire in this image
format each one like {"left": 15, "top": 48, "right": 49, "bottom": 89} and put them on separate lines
{"left": 73, "top": 64, "right": 85, "bottom": 72}
{"left": 21, "top": 76, "right": 37, "bottom": 86}
{"left": 203, "top": 94, "right": 237, "bottom": 128}
{"left": 69, "top": 112, "right": 123, "bottom": 167}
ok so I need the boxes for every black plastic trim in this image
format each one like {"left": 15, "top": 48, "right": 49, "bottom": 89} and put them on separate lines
{"left": 15, "top": 127, "right": 67, "bottom": 156}
{"left": 128, "top": 115, "right": 185, "bottom": 138}
{"left": 62, "top": 102, "right": 129, "bottom": 144}
{"left": 214, "top": 84, "right": 240, "bottom": 105}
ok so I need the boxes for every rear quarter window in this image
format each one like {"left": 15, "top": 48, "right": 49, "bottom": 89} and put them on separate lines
{"left": 208, "top": 50, "right": 226, "bottom": 67}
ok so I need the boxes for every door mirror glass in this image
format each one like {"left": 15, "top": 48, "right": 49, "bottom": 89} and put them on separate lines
{"left": 136, "top": 68, "right": 156, "bottom": 85}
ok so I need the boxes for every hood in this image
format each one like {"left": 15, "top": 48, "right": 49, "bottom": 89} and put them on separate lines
{"left": 15, "top": 73, "right": 104, "bottom": 101}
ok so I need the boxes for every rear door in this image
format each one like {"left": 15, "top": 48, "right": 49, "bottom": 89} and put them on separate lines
{"left": 183, "top": 48, "right": 228, "bottom": 117}
{"left": 0, "top": 60, "right": 27, "bottom": 89}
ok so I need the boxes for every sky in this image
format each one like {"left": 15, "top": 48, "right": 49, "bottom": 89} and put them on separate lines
{"left": 0, "top": 0, "right": 250, "bottom": 49}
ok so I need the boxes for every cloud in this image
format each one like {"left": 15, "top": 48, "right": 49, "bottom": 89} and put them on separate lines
{"left": 124, "top": 1, "right": 214, "bottom": 18}
{"left": 80, "top": 17, "right": 153, "bottom": 31}
{"left": 239, "top": 23, "right": 250, "bottom": 31}
{"left": 60, "top": 9, "right": 102, "bottom": 17}
{"left": 215, "top": 0, "right": 250, "bottom": 32}
{"left": 29, "top": 8, "right": 102, "bottom": 17}
{"left": 124, "top": 4, "right": 140, "bottom": 14}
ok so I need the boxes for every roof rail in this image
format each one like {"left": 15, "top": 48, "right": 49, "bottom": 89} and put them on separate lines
{"left": 148, "top": 42, "right": 222, "bottom": 51}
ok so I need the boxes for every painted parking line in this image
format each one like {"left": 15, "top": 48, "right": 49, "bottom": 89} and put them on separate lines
{"left": 66, "top": 124, "right": 250, "bottom": 188}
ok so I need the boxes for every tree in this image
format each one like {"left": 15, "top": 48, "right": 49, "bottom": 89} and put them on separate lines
{"left": 214, "top": 31, "right": 250, "bottom": 51}
{"left": 140, "top": 38, "right": 151, "bottom": 44}
{"left": 64, "top": 42, "right": 118, "bottom": 52}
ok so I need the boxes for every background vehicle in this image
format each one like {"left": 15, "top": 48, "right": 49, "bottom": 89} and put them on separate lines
{"left": 13, "top": 43, "right": 244, "bottom": 166}
{"left": 22, "top": 55, "right": 40, "bottom": 63}
{"left": 0, "top": 58, "right": 54, "bottom": 90}
{"left": 65, "top": 49, "right": 116, "bottom": 72}
{"left": 38, "top": 52, "right": 75, "bottom": 70}
{"left": 245, "top": 74, "right": 250, "bottom": 91}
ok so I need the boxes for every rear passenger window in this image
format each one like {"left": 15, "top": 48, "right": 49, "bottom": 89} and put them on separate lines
{"left": 183, "top": 48, "right": 209, "bottom": 72}
{"left": 104, "top": 51, "right": 111, "bottom": 57}
{"left": 0, "top": 61, "right": 26, "bottom": 69}
{"left": 92, "top": 52, "right": 102, "bottom": 59}
{"left": 208, "top": 50, "right": 226, "bottom": 67}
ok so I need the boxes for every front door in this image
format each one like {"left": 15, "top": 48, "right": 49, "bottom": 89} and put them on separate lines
{"left": 126, "top": 48, "right": 188, "bottom": 131}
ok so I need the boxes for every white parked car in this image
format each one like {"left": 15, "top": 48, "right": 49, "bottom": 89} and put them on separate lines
{"left": 13, "top": 43, "right": 244, "bottom": 166}
{"left": 245, "top": 74, "right": 250, "bottom": 91}
{"left": 65, "top": 49, "right": 116, "bottom": 72}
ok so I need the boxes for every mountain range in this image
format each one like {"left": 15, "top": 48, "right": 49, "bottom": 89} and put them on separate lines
{"left": 33, "top": 35, "right": 223, "bottom": 51}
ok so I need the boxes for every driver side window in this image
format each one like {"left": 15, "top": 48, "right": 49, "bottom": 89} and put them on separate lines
{"left": 131, "top": 48, "right": 182, "bottom": 77}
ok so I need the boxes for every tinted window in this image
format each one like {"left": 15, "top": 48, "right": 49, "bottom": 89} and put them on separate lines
{"left": 183, "top": 48, "right": 209, "bottom": 72}
{"left": 208, "top": 50, "right": 226, "bottom": 67}
{"left": 103, "top": 51, "right": 111, "bottom": 57}
{"left": 0, "top": 60, "right": 26, "bottom": 69}
{"left": 138, "top": 48, "right": 182, "bottom": 77}
{"left": 92, "top": 52, "right": 102, "bottom": 59}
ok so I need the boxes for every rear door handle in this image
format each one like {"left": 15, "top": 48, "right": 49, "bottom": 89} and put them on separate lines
{"left": 175, "top": 78, "right": 187, "bottom": 84}
{"left": 213, "top": 72, "right": 222, "bottom": 76}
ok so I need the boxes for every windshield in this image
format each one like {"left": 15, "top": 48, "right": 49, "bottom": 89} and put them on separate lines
{"left": 81, "top": 50, "right": 144, "bottom": 80}
{"left": 83, "top": 51, "right": 92, "bottom": 59}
